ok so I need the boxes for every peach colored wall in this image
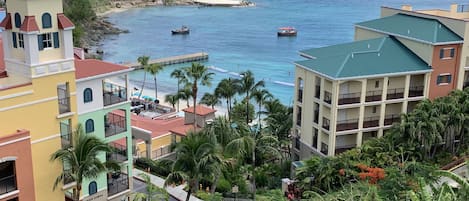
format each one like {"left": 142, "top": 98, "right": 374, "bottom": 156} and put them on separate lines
{"left": 429, "top": 44, "right": 461, "bottom": 99}
{"left": 0, "top": 130, "right": 35, "bottom": 201}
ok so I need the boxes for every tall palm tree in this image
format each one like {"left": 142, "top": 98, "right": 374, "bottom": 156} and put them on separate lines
{"left": 50, "top": 124, "right": 119, "bottom": 201}
{"left": 171, "top": 69, "right": 186, "bottom": 112}
{"left": 181, "top": 63, "right": 214, "bottom": 129}
{"left": 164, "top": 132, "right": 222, "bottom": 201}
{"left": 177, "top": 86, "right": 193, "bottom": 108}
{"left": 146, "top": 63, "right": 164, "bottom": 100}
{"left": 165, "top": 94, "right": 178, "bottom": 110}
{"left": 215, "top": 78, "right": 238, "bottom": 120}
{"left": 236, "top": 70, "right": 265, "bottom": 124}
{"left": 137, "top": 55, "right": 150, "bottom": 100}
{"left": 200, "top": 92, "right": 220, "bottom": 109}
{"left": 251, "top": 88, "right": 272, "bottom": 131}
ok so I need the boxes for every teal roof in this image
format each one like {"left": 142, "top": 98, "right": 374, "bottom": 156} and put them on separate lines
{"left": 356, "top": 14, "right": 462, "bottom": 44}
{"left": 296, "top": 37, "right": 431, "bottom": 79}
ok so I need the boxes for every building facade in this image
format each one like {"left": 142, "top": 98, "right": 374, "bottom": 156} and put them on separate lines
{"left": 293, "top": 4, "right": 467, "bottom": 159}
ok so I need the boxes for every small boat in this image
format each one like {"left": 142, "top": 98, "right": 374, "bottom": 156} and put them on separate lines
{"left": 172, "top": 26, "right": 190, "bottom": 35}
{"left": 277, "top": 27, "right": 297, "bottom": 37}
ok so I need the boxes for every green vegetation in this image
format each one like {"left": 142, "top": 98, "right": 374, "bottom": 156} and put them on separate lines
{"left": 133, "top": 174, "right": 169, "bottom": 201}
{"left": 63, "top": 0, "right": 97, "bottom": 47}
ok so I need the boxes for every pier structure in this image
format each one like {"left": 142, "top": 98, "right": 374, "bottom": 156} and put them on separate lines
{"left": 125, "top": 52, "right": 209, "bottom": 69}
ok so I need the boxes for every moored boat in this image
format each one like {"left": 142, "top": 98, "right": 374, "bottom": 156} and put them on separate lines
{"left": 172, "top": 26, "right": 190, "bottom": 35}
{"left": 277, "top": 27, "right": 297, "bottom": 37}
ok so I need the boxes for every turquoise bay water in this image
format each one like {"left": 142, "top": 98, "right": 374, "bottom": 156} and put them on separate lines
{"left": 100, "top": 0, "right": 460, "bottom": 105}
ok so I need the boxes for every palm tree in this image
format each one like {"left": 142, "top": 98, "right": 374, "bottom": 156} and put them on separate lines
{"left": 171, "top": 69, "right": 186, "bottom": 111}
{"left": 164, "top": 132, "right": 222, "bottom": 201}
{"left": 236, "top": 70, "right": 265, "bottom": 124}
{"left": 146, "top": 63, "right": 164, "bottom": 100}
{"left": 251, "top": 88, "right": 272, "bottom": 131}
{"left": 137, "top": 55, "right": 150, "bottom": 100}
{"left": 165, "top": 94, "right": 178, "bottom": 110}
{"left": 177, "top": 86, "right": 193, "bottom": 108}
{"left": 50, "top": 124, "right": 119, "bottom": 201}
{"left": 200, "top": 92, "right": 220, "bottom": 109}
{"left": 133, "top": 173, "right": 169, "bottom": 201}
{"left": 181, "top": 63, "right": 214, "bottom": 129}
{"left": 215, "top": 78, "right": 238, "bottom": 120}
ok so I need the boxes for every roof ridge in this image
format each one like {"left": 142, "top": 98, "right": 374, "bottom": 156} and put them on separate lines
{"left": 335, "top": 54, "right": 351, "bottom": 77}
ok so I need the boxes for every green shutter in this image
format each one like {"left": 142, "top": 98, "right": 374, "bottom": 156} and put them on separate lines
{"left": 38, "top": 34, "right": 44, "bottom": 50}
{"left": 53, "top": 32, "right": 59, "bottom": 48}
{"left": 12, "top": 32, "right": 17, "bottom": 48}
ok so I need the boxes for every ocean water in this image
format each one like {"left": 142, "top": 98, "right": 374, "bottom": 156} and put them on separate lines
{"left": 100, "top": 0, "right": 461, "bottom": 105}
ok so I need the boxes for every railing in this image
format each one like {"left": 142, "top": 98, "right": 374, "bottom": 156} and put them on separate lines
{"left": 0, "top": 175, "right": 16, "bottom": 195}
{"left": 315, "top": 85, "right": 321, "bottom": 98}
{"left": 103, "top": 82, "right": 127, "bottom": 106}
{"left": 363, "top": 116, "right": 380, "bottom": 128}
{"left": 408, "top": 86, "right": 424, "bottom": 97}
{"left": 107, "top": 173, "right": 129, "bottom": 196}
{"left": 338, "top": 92, "right": 361, "bottom": 105}
{"left": 335, "top": 145, "right": 356, "bottom": 155}
{"left": 60, "top": 122, "right": 72, "bottom": 148}
{"left": 105, "top": 113, "right": 127, "bottom": 137}
{"left": 365, "top": 90, "right": 382, "bottom": 102}
{"left": 107, "top": 142, "right": 128, "bottom": 162}
{"left": 294, "top": 137, "right": 300, "bottom": 150}
{"left": 313, "top": 110, "right": 319, "bottom": 124}
{"left": 152, "top": 145, "right": 172, "bottom": 159}
{"left": 386, "top": 88, "right": 404, "bottom": 100}
{"left": 58, "top": 86, "right": 71, "bottom": 114}
{"left": 336, "top": 119, "right": 359, "bottom": 131}
{"left": 324, "top": 91, "right": 332, "bottom": 104}
{"left": 297, "top": 89, "right": 303, "bottom": 102}
{"left": 384, "top": 114, "right": 400, "bottom": 126}
{"left": 322, "top": 118, "right": 330, "bottom": 130}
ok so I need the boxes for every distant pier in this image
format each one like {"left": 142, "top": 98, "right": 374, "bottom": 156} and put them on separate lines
{"left": 124, "top": 52, "right": 209, "bottom": 69}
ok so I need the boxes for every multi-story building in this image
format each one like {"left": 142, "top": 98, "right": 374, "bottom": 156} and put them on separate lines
{"left": 0, "top": 0, "right": 77, "bottom": 200}
{"left": 293, "top": 4, "right": 467, "bottom": 159}
{"left": 74, "top": 55, "right": 134, "bottom": 200}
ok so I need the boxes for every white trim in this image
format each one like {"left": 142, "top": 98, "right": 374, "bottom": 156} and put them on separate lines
{"left": 103, "top": 100, "right": 131, "bottom": 110}
{"left": 0, "top": 90, "right": 33, "bottom": 101}
{"left": 78, "top": 107, "right": 103, "bottom": 115}
{"left": 0, "top": 96, "right": 57, "bottom": 112}
{"left": 4, "top": 57, "right": 74, "bottom": 67}
{"left": 355, "top": 25, "right": 463, "bottom": 45}
{"left": 62, "top": 181, "right": 77, "bottom": 190}
{"left": 31, "top": 134, "right": 60, "bottom": 144}
{"left": 76, "top": 68, "right": 133, "bottom": 83}
{"left": 0, "top": 190, "right": 19, "bottom": 200}
{"left": 63, "top": 27, "right": 75, "bottom": 31}
{"left": 152, "top": 132, "right": 172, "bottom": 141}
{"left": 0, "top": 136, "right": 30, "bottom": 147}
{"left": 132, "top": 126, "right": 152, "bottom": 134}
{"left": 0, "top": 156, "right": 18, "bottom": 162}
{"left": 31, "top": 68, "right": 75, "bottom": 79}
{"left": 57, "top": 112, "right": 75, "bottom": 119}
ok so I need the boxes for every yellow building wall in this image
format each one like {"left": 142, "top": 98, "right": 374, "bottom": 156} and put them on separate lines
{"left": 385, "top": 103, "right": 402, "bottom": 115}
{"left": 364, "top": 105, "right": 380, "bottom": 117}
{"left": 136, "top": 133, "right": 178, "bottom": 156}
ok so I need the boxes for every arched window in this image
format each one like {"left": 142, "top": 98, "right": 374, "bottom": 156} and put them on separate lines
{"left": 83, "top": 88, "right": 93, "bottom": 103}
{"left": 14, "top": 13, "right": 21, "bottom": 28}
{"left": 88, "top": 181, "right": 97, "bottom": 195}
{"left": 42, "top": 13, "right": 52, "bottom": 28}
{"left": 85, "top": 119, "right": 94, "bottom": 133}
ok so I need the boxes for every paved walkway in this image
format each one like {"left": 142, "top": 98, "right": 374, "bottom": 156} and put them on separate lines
{"left": 133, "top": 168, "right": 202, "bottom": 201}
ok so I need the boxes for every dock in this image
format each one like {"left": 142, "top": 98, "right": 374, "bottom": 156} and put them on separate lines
{"left": 124, "top": 52, "right": 208, "bottom": 69}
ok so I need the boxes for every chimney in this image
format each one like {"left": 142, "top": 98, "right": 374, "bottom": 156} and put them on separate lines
{"left": 401, "top": 4, "right": 412, "bottom": 11}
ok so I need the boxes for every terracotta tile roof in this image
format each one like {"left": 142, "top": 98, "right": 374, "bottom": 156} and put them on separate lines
{"left": 57, "top": 13, "right": 74, "bottom": 30}
{"left": 20, "top": 16, "right": 39, "bottom": 32}
{"left": 183, "top": 105, "right": 217, "bottom": 116}
{"left": 131, "top": 113, "right": 187, "bottom": 138}
{"left": 75, "top": 59, "right": 131, "bottom": 79}
{"left": 170, "top": 125, "right": 198, "bottom": 136}
{"left": 0, "top": 13, "right": 12, "bottom": 30}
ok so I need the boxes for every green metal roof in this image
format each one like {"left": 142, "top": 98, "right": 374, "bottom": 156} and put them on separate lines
{"left": 356, "top": 14, "right": 462, "bottom": 44}
{"left": 295, "top": 36, "right": 431, "bottom": 79}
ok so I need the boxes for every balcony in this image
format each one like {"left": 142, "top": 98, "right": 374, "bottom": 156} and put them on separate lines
{"left": 324, "top": 91, "right": 332, "bottom": 104}
{"left": 387, "top": 88, "right": 404, "bottom": 100}
{"left": 338, "top": 92, "right": 360, "bottom": 105}
{"left": 336, "top": 119, "right": 359, "bottom": 131}
{"left": 105, "top": 113, "right": 127, "bottom": 137}
{"left": 0, "top": 175, "right": 16, "bottom": 195}
{"left": 363, "top": 116, "right": 380, "bottom": 128}
{"left": 322, "top": 118, "right": 330, "bottom": 130}
{"left": 313, "top": 110, "right": 319, "bottom": 124}
{"left": 107, "top": 172, "right": 129, "bottom": 197}
{"left": 365, "top": 90, "right": 382, "bottom": 102}
{"left": 335, "top": 145, "right": 356, "bottom": 155}
{"left": 103, "top": 82, "right": 127, "bottom": 107}
{"left": 60, "top": 122, "right": 72, "bottom": 148}
{"left": 409, "top": 86, "right": 424, "bottom": 97}
{"left": 107, "top": 142, "right": 128, "bottom": 162}
{"left": 384, "top": 114, "right": 400, "bottom": 126}
{"left": 152, "top": 145, "right": 172, "bottom": 159}
{"left": 314, "top": 85, "right": 320, "bottom": 98}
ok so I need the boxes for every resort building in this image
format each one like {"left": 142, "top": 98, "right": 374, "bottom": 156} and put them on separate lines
{"left": 293, "top": 4, "right": 467, "bottom": 159}
{"left": 74, "top": 54, "right": 134, "bottom": 200}
{"left": 0, "top": 0, "right": 77, "bottom": 201}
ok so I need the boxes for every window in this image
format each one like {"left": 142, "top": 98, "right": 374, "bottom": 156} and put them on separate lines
{"left": 0, "top": 161, "right": 17, "bottom": 195}
{"left": 297, "top": 78, "right": 303, "bottom": 103}
{"left": 437, "top": 74, "right": 452, "bottom": 85}
{"left": 83, "top": 88, "right": 93, "bottom": 103}
{"left": 439, "top": 48, "right": 455, "bottom": 59}
{"left": 375, "top": 80, "right": 379, "bottom": 88}
{"left": 38, "top": 32, "right": 59, "bottom": 50}
{"left": 18, "top": 34, "right": 24, "bottom": 48}
{"left": 41, "top": 33, "right": 52, "bottom": 49}
{"left": 321, "top": 142, "right": 328, "bottom": 155}
{"left": 12, "top": 32, "right": 17, "bottom": 48}
{"left": 14, "top": 13, "right": 21, "bottom": 28}
{"left": 89, "top": 181, "right": 97, "bottom": 195}
{"left": 296, "top": 106, "right": 302, "bottom": 126}
{"left": 85, "top": 119, "right": 94, "bottom": 133}
{"left": 372, "top": 106, "right": 377, "bottom": 113}
{"left": 42, "top": 13, "right": 52, "bottom": 28}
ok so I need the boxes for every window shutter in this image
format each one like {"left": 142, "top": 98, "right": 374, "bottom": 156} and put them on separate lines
{"left": 12, "top": 32, "right": 17, "bottom": 48}
{"left": 450, "top": 48, "right": 455, "bottom": 57}
{"left": 53, "top": 32, "right": 59, "bottom": 48}
{"left": 38, "top": 35, "right": 44, "bottom": 50}
{"left": 439, "top": 49, "right": 445, "bottom": 59}
{"left": 448, "top": 75, "right": 452, "bottom": 83}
